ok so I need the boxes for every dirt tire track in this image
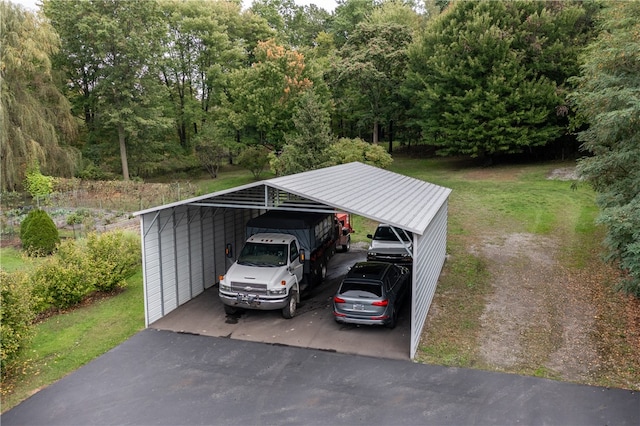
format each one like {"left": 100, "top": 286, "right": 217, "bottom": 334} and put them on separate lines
{"left": 474, "top": 233, "right": 600, "bottom": 382}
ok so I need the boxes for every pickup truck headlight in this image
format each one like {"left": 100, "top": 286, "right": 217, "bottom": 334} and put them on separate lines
{"left": 268, "top": 287, "right": 287, "bottom": 296}
{"left": 219, "top": 283, "right": 231, "bottom": 292}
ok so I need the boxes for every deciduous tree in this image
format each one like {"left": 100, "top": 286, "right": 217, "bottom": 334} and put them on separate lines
{"left": 228, "top": 39, "right": 313, "bottom": 149}
{"left": 332, "top": 21, "right": 412, "bottom": 144}
{"left": 1, "top": 1, "right": 79, "bottom": 191}
{"left": 158, "top": 0, "right": 245, "bottom": 150}
{"left": 44, "top": 0, "right": 172, "bottom": 181}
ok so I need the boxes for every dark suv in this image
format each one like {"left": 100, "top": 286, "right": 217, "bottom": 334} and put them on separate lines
{"left": 333, "top": 262, "right": 411, "bottom": 329}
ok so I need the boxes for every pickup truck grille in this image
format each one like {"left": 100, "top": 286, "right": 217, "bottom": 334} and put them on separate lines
{"left": 230, "top": 282, "right": 268, "bottom": 295}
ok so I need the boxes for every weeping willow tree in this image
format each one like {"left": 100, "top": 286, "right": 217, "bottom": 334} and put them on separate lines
{"left": 0, "top": 1, "right": 79, "bottom": 192}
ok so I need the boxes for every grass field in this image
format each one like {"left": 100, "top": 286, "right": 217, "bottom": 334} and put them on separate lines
{"left": 2, "top": 154, "right": 637, "bottom": 412}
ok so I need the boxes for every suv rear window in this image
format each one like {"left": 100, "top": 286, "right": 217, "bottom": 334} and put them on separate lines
{"left": 339, "top": 280, "right": 383, "bottom": 297}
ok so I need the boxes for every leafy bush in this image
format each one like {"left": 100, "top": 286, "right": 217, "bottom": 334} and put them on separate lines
{"left": 20, "top": 209, "right": 60, "bottom": 256}
{"left": 237, "top": 146, "right": 270, "bottom": 179}
{"left": 29, "top": 231, "right": 141, "bottom": 311}
{"left": 76, "top": 163, "right": 114, "bottom": 180}
{"left": 327, "top": 138, "right": 393, "bottom": 169}
{"left": 0, "top": 270, "right": 34, "bottom": 375}
{"left": 30, "top": 255, "right": 92, "bottom": 311}
{"left": 195, "top": 139, "right": 228, "bottom": 179}
{"left": 85, "top": 231, "right": 141, "bottom": 292}
{"left": 24, "top": 164, "right": 55, "bottom": 205}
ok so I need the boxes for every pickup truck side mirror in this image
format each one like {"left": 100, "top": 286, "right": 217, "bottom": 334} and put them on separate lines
{"left": 367, "top": 234, "right": 373, "bottom": 239}
{"left": 299, "top": 249, "right": 305, "bottom": 261}
{"left": 225, "top": 243, "right": 233, "bottom": 258}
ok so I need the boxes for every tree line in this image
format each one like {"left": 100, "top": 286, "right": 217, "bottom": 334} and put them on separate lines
{"left": 2, "top": 0, "right": 599, "bottom": 185}
{"left": 1, "top": 0, "right": 639, "bottom": 294}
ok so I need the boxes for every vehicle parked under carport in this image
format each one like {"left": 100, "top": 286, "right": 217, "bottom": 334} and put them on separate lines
{"left": 333, "top": 261, "right": 411, "bottom": 329}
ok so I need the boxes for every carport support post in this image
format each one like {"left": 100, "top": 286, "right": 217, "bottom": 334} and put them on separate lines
{"left": 390, "top": 226, "right": 413, "bottom": 260}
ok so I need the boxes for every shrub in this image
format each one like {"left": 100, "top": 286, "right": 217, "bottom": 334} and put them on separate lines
{"left": 326, "top": 138, "right": 393, "bottom": 169}
{"left": 30, "top": 255, "right": 92, "bottom": 311}
{"left": 0, "top": 270, "right": 34, "bottom": 375}
{"left": 19, "top": 210, "right": 34, "bottom": 242}
{"left": 85, "top": 231, "right": 141, "bottom": 292}
{"left": 24, "top": 164, "right": 55, "bottom": 206}
{"left": 237, "top": 146, "right": 270, "bottom": 179}
{"left": 20, "top": 209, "right": 60, "bottom": 256}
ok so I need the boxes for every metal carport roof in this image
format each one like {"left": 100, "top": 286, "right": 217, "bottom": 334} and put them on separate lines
{"left": 135, "top": 162, "right": 451, "bottom": 235}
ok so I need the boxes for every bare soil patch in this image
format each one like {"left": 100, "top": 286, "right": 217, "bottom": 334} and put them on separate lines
{"left": 473, "top": 233, "right": 600, "bottom": 382}
{"left": 473, "top": 231, "right": 640, "bottom": 389}
{"left": 422, "top": 166, "right": 640, "bottom": 390}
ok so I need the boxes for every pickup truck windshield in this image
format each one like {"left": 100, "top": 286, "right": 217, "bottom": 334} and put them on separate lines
{"left": 238, "top": 242, "right": 288, "bottom": 267}
{"left": 373, "top": 226, "right": 412, "bottom": 242}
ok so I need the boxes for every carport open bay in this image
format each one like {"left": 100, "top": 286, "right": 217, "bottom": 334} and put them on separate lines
{"left": 149, "top": 247, "right": 412, "bottom": 360}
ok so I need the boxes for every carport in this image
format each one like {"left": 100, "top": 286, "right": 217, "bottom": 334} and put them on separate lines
{"left": 134, "top": 162, "right": 451, "bottom": 358}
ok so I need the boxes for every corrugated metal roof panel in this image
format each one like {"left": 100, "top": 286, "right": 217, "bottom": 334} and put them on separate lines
{"left": 134, "top": 162, "right": 451, "bottom": 236}
{"left": 266, "top": 162, "right": 451, "bottom": 235}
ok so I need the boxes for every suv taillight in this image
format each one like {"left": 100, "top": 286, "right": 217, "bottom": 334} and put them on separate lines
{"left": 372, "top": 299, "right": 388, "bottom": 307}
{"left": 333, "top": 296, "right": 346, "bottom": 303}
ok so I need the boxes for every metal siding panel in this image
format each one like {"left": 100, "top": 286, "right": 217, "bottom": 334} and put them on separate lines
{"left": 174, "top": 205, "right": 191, "bottom": 305}
{"left": 268, "top": 163, "right": 451, "bottom": 235}
{"left": 189, "top": 208, "right": 204, "bottom": 297}
{"left": 211, "top": 210, "right": 225, "bottom": 288}
{"left": 201, "top": 209, "right": 215, "bottom": 290}
{"left": 411, "top": 201, "right": 448, "bottom": 359}
{"left": 141, "top": 214, "right": 162, "bottom": 327}
{"left": 159, "top": 210, "right": 178, "bottom": 313}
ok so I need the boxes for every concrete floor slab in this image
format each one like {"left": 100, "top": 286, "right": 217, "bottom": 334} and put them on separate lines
{"left": 150, "top": 248, "right": 411, "bottom": 360}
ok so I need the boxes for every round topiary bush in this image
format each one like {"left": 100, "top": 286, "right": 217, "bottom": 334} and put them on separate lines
{"left": 20, "top": 209, "right": 60, "bottom": 256}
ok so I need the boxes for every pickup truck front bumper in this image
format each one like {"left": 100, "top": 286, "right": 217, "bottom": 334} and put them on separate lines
{"left": 219, "top": 291, "right": 289, "bottom": 310}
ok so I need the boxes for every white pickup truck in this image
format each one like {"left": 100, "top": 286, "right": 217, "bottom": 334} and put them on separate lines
{"left": 218, "top": 211, "right": 340, "bottom": 318}
{"left": 219, "top": 233, "right": 304, "bottom": 318}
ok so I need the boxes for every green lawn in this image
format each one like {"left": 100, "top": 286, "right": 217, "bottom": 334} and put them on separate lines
{"left": 0, "top": 247, "right": 42, "bottom": 273}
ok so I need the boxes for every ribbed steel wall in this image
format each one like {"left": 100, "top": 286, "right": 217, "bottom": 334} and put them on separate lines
{"left": 140, "top": 206, "right": 261, "bottom": 326}
{"left": 410, "top": 201, "right": 448, "bottom": 358}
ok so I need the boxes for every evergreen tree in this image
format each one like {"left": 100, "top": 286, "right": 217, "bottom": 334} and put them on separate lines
{"left": 271, "top": 89, "right": 334, "bottom": 175}
{"left": 570, "top": 1, "right": 640, "bottom": 296}
{"left": 405, "top": 0, "right": 595, "bottom": 160}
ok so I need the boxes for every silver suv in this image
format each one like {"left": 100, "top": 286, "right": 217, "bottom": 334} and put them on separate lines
{"left": 366, "top": 224, "right": 413, "bottom": 264}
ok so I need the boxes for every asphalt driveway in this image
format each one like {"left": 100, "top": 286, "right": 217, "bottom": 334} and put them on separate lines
{"left": 3, "top": 329, "right": 638, "bottom": 425}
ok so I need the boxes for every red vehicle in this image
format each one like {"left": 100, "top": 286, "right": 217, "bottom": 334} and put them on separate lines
{"left": 335, "top": 213, "right": 353, "bottom": 252}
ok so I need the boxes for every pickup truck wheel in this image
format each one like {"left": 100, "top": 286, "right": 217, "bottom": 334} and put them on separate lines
{"left": 224, "top": 305, "right": 238, "bottom": 315}
{"left": 282, "top": 290, "right": 297, "bottom": 319}
{"left": 342, "top": 237, "right": 350, "bottom": 252}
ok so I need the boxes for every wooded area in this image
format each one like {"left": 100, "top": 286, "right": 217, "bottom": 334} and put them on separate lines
{"left": 1, "top": 0, "right": 639, "bottom": 293}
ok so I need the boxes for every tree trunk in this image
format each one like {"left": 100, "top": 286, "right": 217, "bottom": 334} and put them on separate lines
{"left": 118, "top": 123, "right": 130, "bottom": 181}
{"left": 388, "top": 120, "right": 393, "bottom": 154}
{"left": 373, "top": 120, "right": 379, "bottom": 144}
